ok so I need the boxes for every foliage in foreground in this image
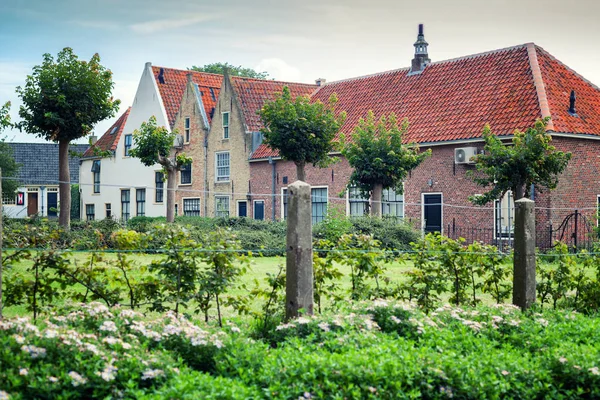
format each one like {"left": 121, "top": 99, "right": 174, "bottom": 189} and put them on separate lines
{"left": 2, "top": 301, "right": 600, "bottom": 399}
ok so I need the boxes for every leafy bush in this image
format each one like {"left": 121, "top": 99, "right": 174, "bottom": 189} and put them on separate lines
{"left": 349, "top": 216, "right": 419, "bottom": 251}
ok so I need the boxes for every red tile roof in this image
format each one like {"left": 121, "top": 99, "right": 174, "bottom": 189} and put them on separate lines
{"left": 231, "top": 76, "right": 317, "bottom": 133}
{"left": 83, "top": 107, "right": 130, "bottom": 158}
{"left": 251, "top": 43, "right": 600, "bottom": 160}
{"left": 152, "top": 66, "right": 223, "bottom": 128}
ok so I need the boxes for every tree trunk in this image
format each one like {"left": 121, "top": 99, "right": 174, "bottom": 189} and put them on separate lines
{"left": 166, "top": 167, "right": 176, "bottom": 223}
{"left": 58, "top": 139, "right": 71, "bottom": 229}
{"left": 371, "top": 183, "right": 383, "bottom": 217}
{"left": 513, "top": 185, "right": 525, "bottom": 201}
{"left": 295, "top": 162, "right": 306, "bottom": 182}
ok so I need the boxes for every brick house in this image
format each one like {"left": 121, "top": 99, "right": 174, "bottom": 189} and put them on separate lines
{"left": 249, "top": 27, "right": 600, "bottom": 247}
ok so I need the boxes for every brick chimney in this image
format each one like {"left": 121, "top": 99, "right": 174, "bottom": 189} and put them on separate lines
{"left": 410, "top": 24, "right": 431, "bottom": 75}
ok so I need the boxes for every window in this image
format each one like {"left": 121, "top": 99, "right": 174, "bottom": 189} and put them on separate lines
{"left": 254, "top": 200, "right": 265, "bottom": 220}
{"left": 91, "top": 160, "right": 101, "bottom": 193}
{"left": 216, "top": 152, "right": 230, "bottom": 182}
{"left": 222, "top": 112, "right": 229, "bottom": 139}
{"left": 155, "top": 172, "right": 164, "bottom": 203}
{"left": 106, "top": 203, "right": 112, "bottom": 219}
{"left": 124, "top": 134, "right": 132, "bottom": 156}
{"left": 237, "top": 201, "right": 247, "bottom": 217}
{"left": 282, "top": 188, "right": 289, "bottom": 220}
{"left": 495, "top": 191, "right": 514, "bottom": 238}
{"left": 183, "top": 198, "right": 201, "bottom": 216}
{"left": 184, "top": 117, "right": 190, "bottom": 143}
{"left": 180, "top": 164, "right": 191, "bottom": 185}
{"left": 348, "top": 187, "right": 369, "bottom": 217}
{"left": 311, "top": 187, "right": 328, "bottom": 224}
{"left": 136, "top": 189, "right": 146, "bottom": 216}
{"left": 382, "top": 188, "right": 404, "bottom": 218}
{"left": 121, "top": 190, "right": 130, "bottom": 222}
{"left": 215, "top": 196, "right": 230, "bottom": 218}
{"left": 86, "top": 204, "right": 95, "bottom": 221}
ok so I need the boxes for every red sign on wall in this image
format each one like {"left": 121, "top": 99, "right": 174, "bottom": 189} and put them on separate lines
{"left": 17, "top": 192, "right": 24, "bottom": 206}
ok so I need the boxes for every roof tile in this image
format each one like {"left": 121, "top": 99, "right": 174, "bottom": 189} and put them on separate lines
{"left": 82, "top": 108, "right": 130, "bottom": 158}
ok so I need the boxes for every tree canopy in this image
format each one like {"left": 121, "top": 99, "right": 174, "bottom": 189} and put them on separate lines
{"left": 16, "top": 48, "right": 119, "bottom": 227}
{"left": 259, "top": 86, "right": 346, "bottom": 181}
{"left": 0, "top": 102, "right": 20, "bottom": 197}
{"left": 130, "top": 116, "right": 191, "bottom": 223}
{"left": 469, "top": 118, "right": 572, "bottom": 204}
{"left": 190, "top": 62, "right": 269, "bottom": 79}
{"left": 341, "top": 111, "right": 430, "bottom": 216}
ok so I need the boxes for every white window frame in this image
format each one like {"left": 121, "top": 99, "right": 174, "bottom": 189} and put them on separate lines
{"left": 222, "top": 112, "right": 230, "bottom": 139}
{"left": 382, "top": 186, "right": 405, "bottom": 219}
{"left": 3, "top": 193, "right": 16, "bottom": 206}
{"left": 182, "top": 197, "right": 201, "bottom": 217}
{"left": 215, "top": 151, "right": 230, "bottom": 182}
{"left": 421, "top": 192, "right": 444, "bottom": 235}
{"left": 346, "top": 187, "right": 370, "bottom": 217}
{"left": 124, "top": 134, "right": 132, "bottom": 157}
{"left": 180, "top": 163, "right": 192, "bottom": 186}
{"left": 215, "top": 195, "right": 230, "bottom": 218}
{"left": 136, "top": 188, "right": 146, "bottom": 217}
{"left": 311, "top": 186, "right": 329, "bottom": 224}
{"left": 86, "top": 204, "right": 95, "bottom": 221}
{"left": 494, "top": 191, "right": 514, "bottom": 239}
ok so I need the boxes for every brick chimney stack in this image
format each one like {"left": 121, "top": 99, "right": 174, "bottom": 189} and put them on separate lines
{"left": 410, "top": 24, "right": 431, "bottom": 75}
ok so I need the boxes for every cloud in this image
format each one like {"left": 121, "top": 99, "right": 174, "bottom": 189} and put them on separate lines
{"left": 255, "top": 58, "right": 302, "bottom": 82}
{"left": 130, "top": 14, "right": 220, "bottom": 34}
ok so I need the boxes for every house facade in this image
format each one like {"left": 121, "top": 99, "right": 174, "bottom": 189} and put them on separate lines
{"left": 3, "top": 143, "right": 88, "bottom": 218}
{"left": 249, "top": 28, "right": 600, "bottom": 248}
{"left": 80, "top": 64, "right": 222, "bottom": 221}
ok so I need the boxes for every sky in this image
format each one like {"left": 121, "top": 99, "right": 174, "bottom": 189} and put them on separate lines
{"left": 1, "top": 0, "right": 599, "bottom": 142}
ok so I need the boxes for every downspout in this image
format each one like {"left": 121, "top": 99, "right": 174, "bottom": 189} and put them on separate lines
{"left": 269, "top": 156, "right": 276, "bottom": 221}
{"left": 203, "top": 130, "right": 209, "bottom": 217}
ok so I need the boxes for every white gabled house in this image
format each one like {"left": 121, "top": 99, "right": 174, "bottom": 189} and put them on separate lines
{"left": 80, "top": 62, "right": 223, "bottom": 222}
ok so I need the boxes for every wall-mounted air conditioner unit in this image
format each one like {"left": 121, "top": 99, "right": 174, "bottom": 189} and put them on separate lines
{"left": 454, "top": 147, "right": 478, "bottom": 164}
{"left": 174, "top": 134, "right": 184, "bottom": 149}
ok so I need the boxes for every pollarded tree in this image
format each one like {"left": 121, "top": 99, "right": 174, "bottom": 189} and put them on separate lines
{"left": 341, "top": 111, "right": 430, "bottom": 216}
{"left": 0, "top": 102, "right": 21, "bottom": 199}
{"left": 129, "top": 117, "right": 191, "bottom": 223}
{"left": 16, "top": 48, "right": 119, "bottom": 228}
{"left": 259, "top": 86, "right": 346, "bottom": 181}
{"left": 469, "top": 118, "right": 572, "bottom": 205}
{"left": 190, "top": 62, "right": 269, "bottom": 79}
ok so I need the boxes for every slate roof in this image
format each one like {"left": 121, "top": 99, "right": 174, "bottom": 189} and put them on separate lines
{"left": 82, "top": 108, "right": 130, "bottom": 158}
{"left": 8, "top": 143, "right": 89, "bottom": 185}
{"left": 250, "top": 43, "right": 600, "bottom": 160}
{"left": 231, "top": 76, "right": 318, "bottom": 133}
{"left": 152, "top": 66, "right": 223, "bottom": 128}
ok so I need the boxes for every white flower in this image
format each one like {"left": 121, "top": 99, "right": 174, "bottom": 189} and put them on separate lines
{"left": 102, "top": 336, "right": 119, "bottom": 346}
{"left": 501, "top": 370, "right": 510, "bottom": 376}
{"left": 48, "top": 376, "right": 58, "bottom": 383}
{"left": 559, "top": 357, "right": 568, "bottom": 364}
{"left": 318, "top": 322, "right": 330, "bottom": 332}
{"left": 13, "top": 335, "right": 25, "bottom": 344}
{"left": 96, "top": 364, "right": 118, "bottom": 382}
{"left": 99, "top": 321, "right": 118, "bottom": 333}
{"left": 141, "top": 369, "right": 164, "bottom": 380}
{"left": 230, "top": 326, "right": 241, "bottom": 333}
{"left": 296, "top": 317, "right": 310, "bottom": 325}
{"left": 589, "top": 367, "right": 600, "bottom": 376}
{"left": 0, "top": 390, "right": 10, "bottom": 400}
{"left": 68, "top": 371, "right": 88, "bottom": 387}
{"left": 21, "top": 345, "right": 46, "bottom": 359}
{"left": 19, "top": 368, "right": 28, "bottom": 376}
{"left": 122, "top": 342, "right": 132, "bottom": 350}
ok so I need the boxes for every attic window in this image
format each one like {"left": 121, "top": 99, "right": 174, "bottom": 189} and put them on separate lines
{"left": 91, "top": 160, "right": 101, "bottom": 173}
{"left": 110, "top": 126, "right": 118, "bottom": 135}
{"left": 210, "top": 88, "right": 216, "bottom": 102}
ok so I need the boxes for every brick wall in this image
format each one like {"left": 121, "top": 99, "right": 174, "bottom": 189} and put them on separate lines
{"left": 173, "top": 81, "right": 209, "bottom": 216}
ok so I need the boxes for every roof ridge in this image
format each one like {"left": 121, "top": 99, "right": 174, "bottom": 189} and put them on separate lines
{"left": 152, "top": 65, "right": 224, "bottom": 78}
{"left": 326, "top": 43, "right": 533, "bottom": 86}
{"left": 231, "top": 75, "right": 317, "bottom": 87}
{"left": 526, "top": 44, "right": 554, "bottom": 131}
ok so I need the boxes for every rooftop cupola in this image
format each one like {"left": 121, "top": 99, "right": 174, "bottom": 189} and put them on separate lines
{"left": 410, "top": 24, "right": 431, "bottom": 74}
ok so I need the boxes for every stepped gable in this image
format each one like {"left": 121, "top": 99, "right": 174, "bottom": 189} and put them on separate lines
{"left": 152, "top": 66, "right": 223, "bottom": 127}
{"left": 82, "top": 108, "right": 130, "bottom": 158}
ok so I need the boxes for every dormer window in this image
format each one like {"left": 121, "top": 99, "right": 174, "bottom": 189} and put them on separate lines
{"left": 184, "top": 117, "right": 190, "bottom": 143}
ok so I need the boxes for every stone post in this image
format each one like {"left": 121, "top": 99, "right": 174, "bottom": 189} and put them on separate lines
{"left": 285, "top": 181, "right": 314, "bottom": 320}
{"left": 513, "top": 198, "right": 536, "bottom": 310}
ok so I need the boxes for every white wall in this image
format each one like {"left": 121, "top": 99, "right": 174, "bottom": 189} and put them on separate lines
{"left": 3, "top": 185, "right": 60, "bottom": 218}
{"left": 80, "top": 63, "right": 170, "bottom": 221}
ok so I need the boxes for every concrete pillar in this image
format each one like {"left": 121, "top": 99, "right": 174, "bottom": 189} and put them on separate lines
{"left": 513, "top": 198, "right": 536, "bottom": 310}
{"left": 285, "top": 181, "right": 314, "bottom": 319}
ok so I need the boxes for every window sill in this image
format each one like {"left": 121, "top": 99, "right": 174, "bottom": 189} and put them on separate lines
{"left": 215, "top": 180, "right": 230, "bottom": 184}
{"left": 179, "top": 183, "right": 192, "bottom": 187}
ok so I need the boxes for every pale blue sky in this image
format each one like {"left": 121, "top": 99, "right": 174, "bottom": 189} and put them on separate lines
{"left": 1, "top": 0, "right": 599, "bottom": 142}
